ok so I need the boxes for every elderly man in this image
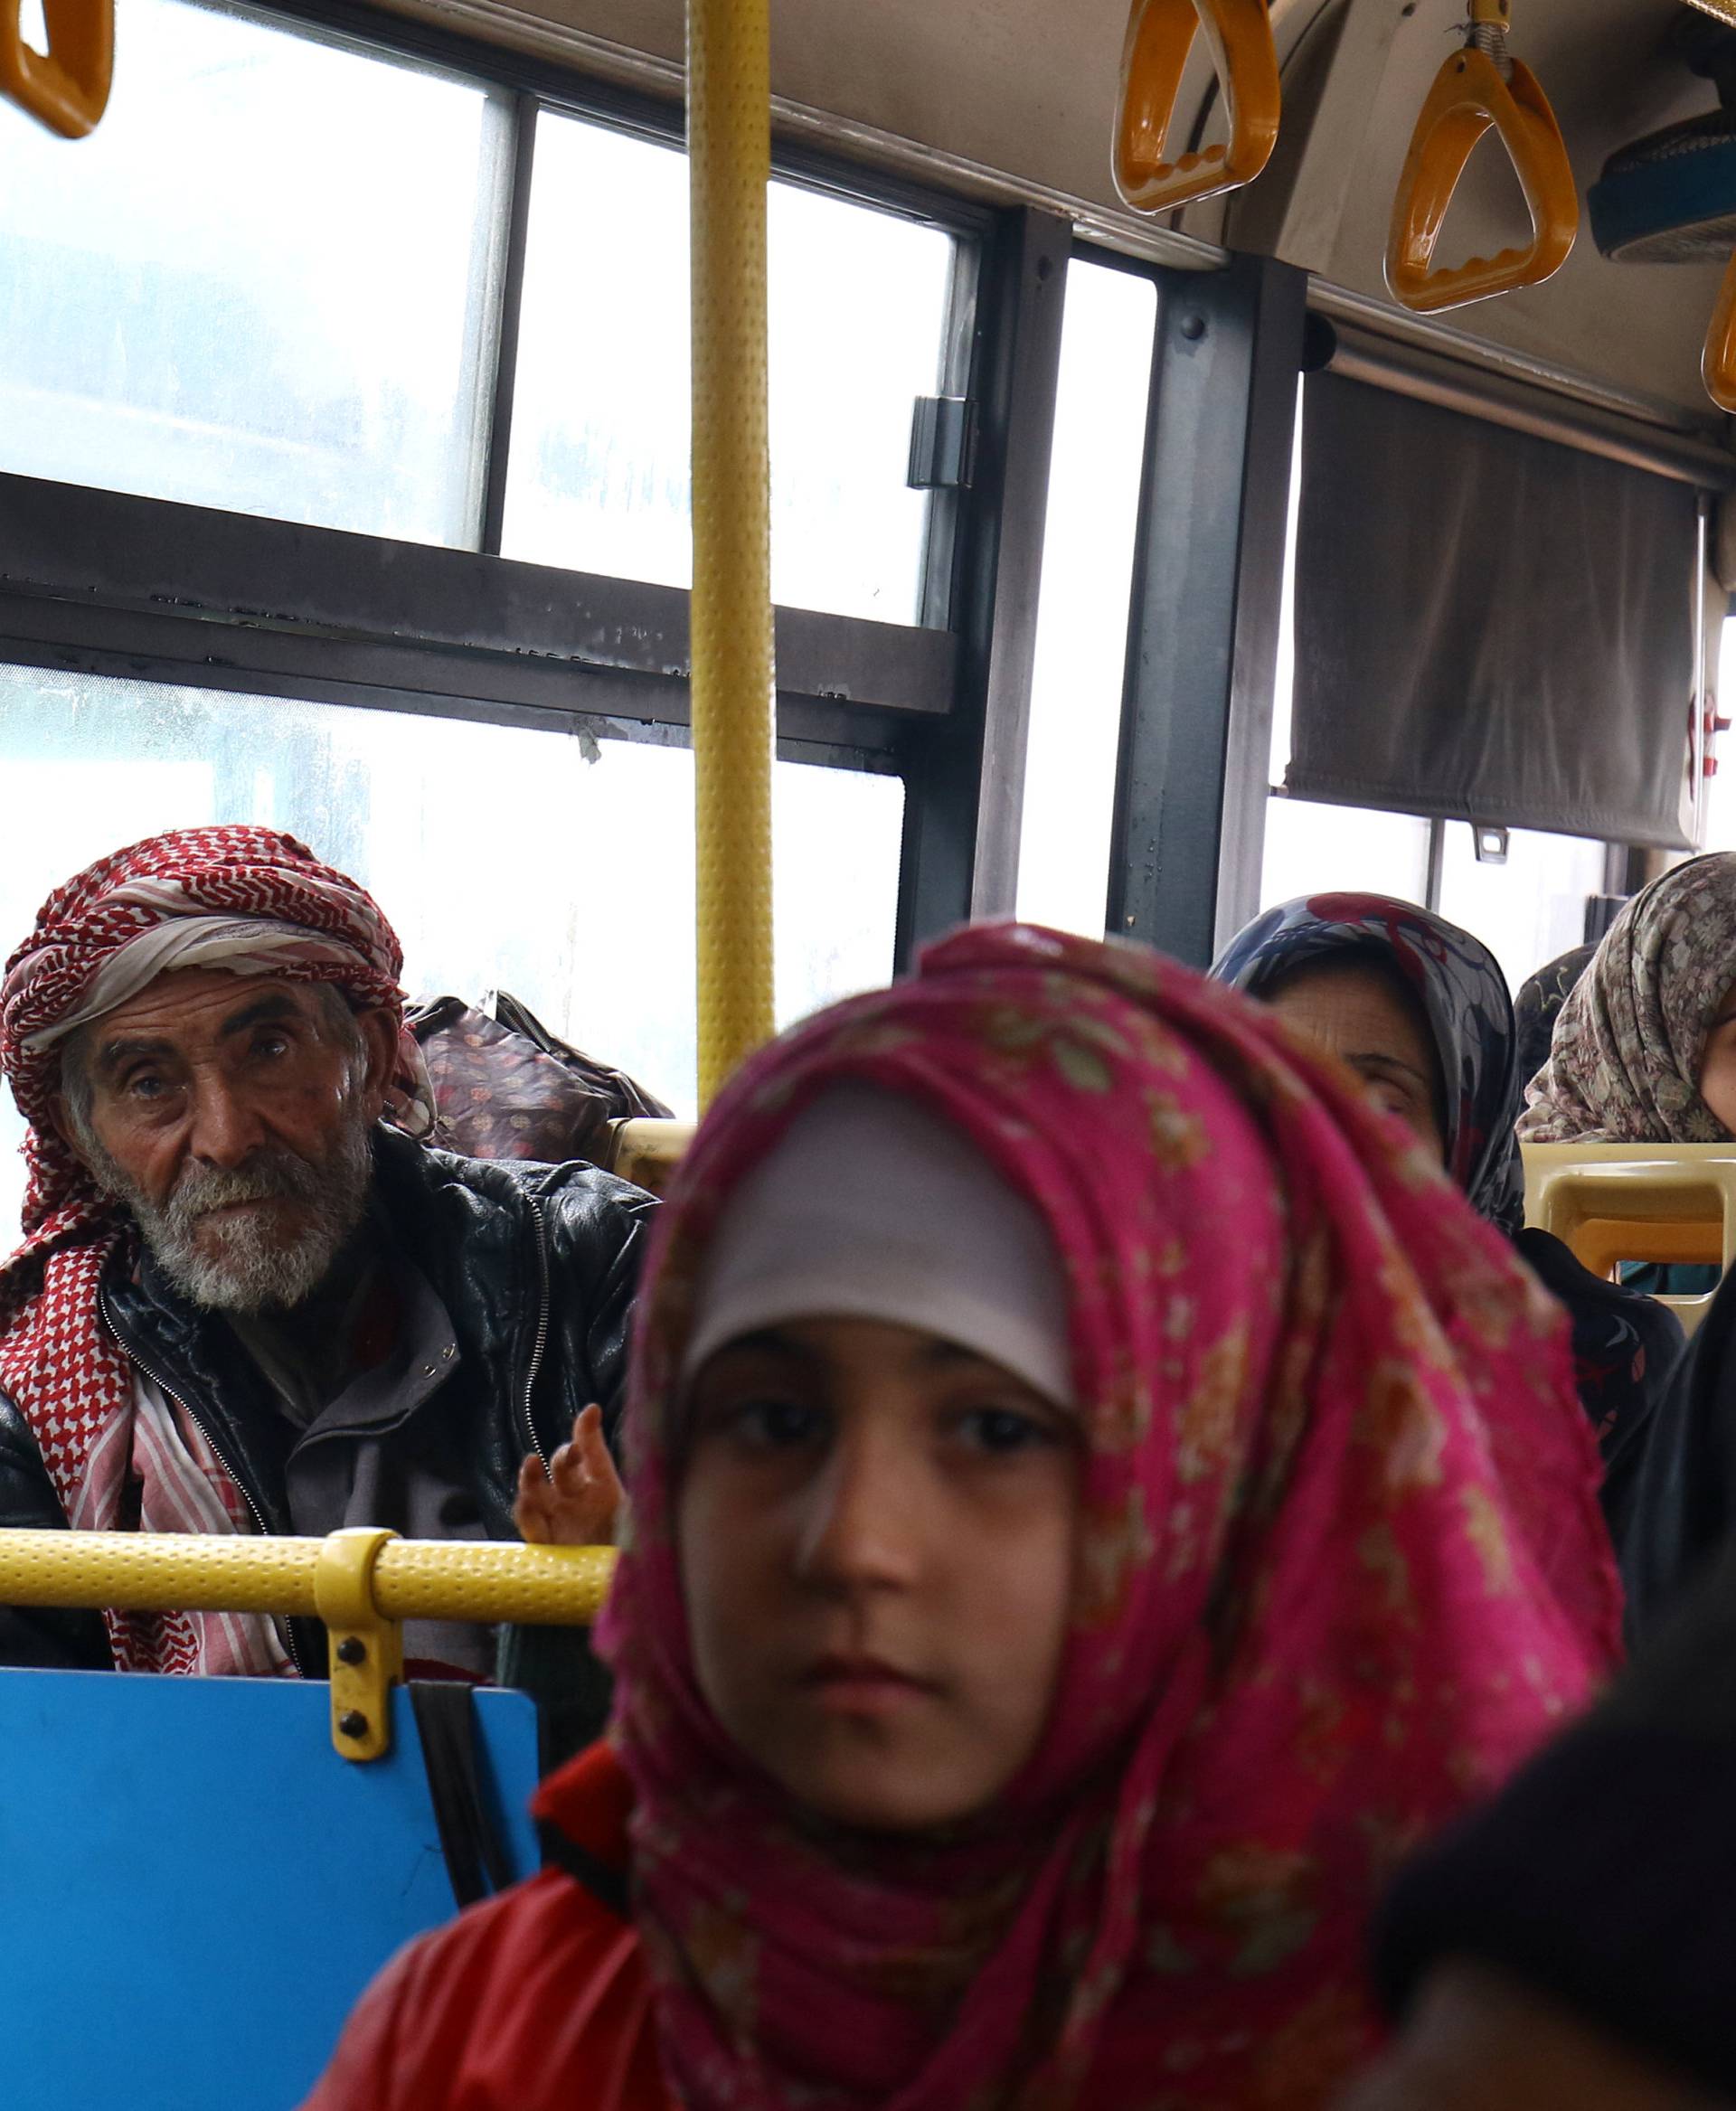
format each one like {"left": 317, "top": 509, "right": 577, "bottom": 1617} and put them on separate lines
{"left": 0, "top": 827, "right": 654, "bottom": 1682}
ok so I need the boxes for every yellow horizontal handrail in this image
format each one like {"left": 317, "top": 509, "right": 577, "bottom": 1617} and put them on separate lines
{"left": 0, "top": 1528, "right": 615, "bottom": 1627}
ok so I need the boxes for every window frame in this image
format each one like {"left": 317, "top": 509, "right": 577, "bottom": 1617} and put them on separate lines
{"left": 0, "top": 0, "right": 996, "bottom": 801}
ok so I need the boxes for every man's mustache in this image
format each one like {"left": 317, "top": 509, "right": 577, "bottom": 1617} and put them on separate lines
{"left": 163, "top": 1151, "right": 323, "bottom": 1234}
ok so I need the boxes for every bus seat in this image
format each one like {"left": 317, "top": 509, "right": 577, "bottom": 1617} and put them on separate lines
{"left": 0, "top": 1671, "right": 540, "bottom": 2109}
{"left": 605, "top": 1117, "right": 695, "bottom": 1197}
{"left": 0, "top": 1527, "right": 615, "bottom": 2107}
{"left": 1522, "top": 1142, "right": 1736, "bottom": 1337}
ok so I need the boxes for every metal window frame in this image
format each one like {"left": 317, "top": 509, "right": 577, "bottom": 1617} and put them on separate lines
{"left": 0, "top": 473, "right": 950, "bottom": 765}
{"left": 892, "top": 206, "right": 1072, "bottom": 964}
{"left": 0, "top": 0, "right": 1010, "bottom": 817}
{"left": 1107, "top": 253, "right": 1309, "bottom": 969}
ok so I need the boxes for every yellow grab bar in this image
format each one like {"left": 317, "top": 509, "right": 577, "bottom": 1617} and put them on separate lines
{"left": 1384, "top": 6, "right": 1577, "bottom": 316}
{"left": 0, "top": 1526, "right": 617, "bottom": 1759}
{"left": 1113, "top": 0, "right": 1280, "bottom": 215}
{"left": 1703, "top": 249, "right": 1736, "bottom": 415}
{"left": 0, "top": 1525, "right": 615, "bottom": 1626}
{"left": 687, "top": 0, "right": 777, "bottom": 1107}
{"left": 0, "top": 0, "right": 113, "bottom": 137}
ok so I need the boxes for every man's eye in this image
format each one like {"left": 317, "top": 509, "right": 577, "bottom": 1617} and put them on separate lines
{"left": 254, "top": 1033, "right": 291, "bottom": 1060}
{"left": 124, "top": 1073, "right": 165, "bottom": 1100}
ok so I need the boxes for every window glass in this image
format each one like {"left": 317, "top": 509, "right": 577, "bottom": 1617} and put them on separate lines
{"left": 0, "top": 666, "right": 905, "bottom": 1238}
{"left": 0, "top": 0, "right": 510, "bottom": 544}
{"left": 1015, "top": 259, "right": 1156, "bottom": 937}
{"left": 1259, "top": 798, "right": 1432, "bottom": 914}
{"left": 504, "top": 112, "right": 957, "bottom": 622}
{"left": 1437, "top": 823, "right": 1606, "bottom": 996}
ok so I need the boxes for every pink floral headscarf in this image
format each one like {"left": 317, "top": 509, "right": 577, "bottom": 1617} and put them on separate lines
{"left": 597, "top": 925, "right": 1620, "bottom": 2111}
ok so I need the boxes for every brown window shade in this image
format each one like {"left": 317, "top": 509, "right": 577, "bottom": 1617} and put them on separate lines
{"left": 1287, "top": 372, "right": 1697, "bottom": 850}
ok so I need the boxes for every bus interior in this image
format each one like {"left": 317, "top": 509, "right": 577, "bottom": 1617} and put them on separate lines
{"left": 5, "top": 0, "right": 1736, "bottom": 2099}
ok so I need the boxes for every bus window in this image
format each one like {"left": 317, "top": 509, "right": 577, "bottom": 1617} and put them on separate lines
{"left": 0, "top": 0, "right": 511, "bottom": 545}
{"left": 1260, "top": 800, "right": 1434, "bottom": 911}
{"left": 1258, "top": 403, "right": 1432, "bottom": 911}
{"left": 1016, "top": 256, "right": 1156, "bottom": 937}
{"left": 1256, "top": 389, "right": 1613, "bottom": 984}
{"left": 1436, "top": 825, "right": 1609, "bottom": 999}
{"left": 502, "top": 109, "right": 958, "bottom": 625}
{"left": 0, "top": 664, "right": 905, "bottom": 1233}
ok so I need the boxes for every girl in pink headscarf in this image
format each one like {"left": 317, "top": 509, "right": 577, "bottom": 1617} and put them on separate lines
{"left": 309, "top": 924, "right": 1618, "bottom": 2111}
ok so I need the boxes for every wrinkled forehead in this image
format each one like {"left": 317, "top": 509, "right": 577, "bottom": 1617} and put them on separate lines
{"left": 67, "top": 969, "right": 338, "bottom": 1070}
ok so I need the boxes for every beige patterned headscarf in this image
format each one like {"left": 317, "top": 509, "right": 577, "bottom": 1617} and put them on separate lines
{"left": 1520, "top": 853, "right": 1736, "bottom": 1143}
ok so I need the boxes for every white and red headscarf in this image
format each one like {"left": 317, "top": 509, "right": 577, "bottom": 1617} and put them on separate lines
{"left": 0, "top": 827, "right": 420, "bottom": 1670}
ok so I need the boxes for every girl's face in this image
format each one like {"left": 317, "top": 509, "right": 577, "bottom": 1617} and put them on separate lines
{"left": 1697, "top": 980, "right": 1736, "bottom": 1134}
{"left": 677, "top": 1315, "right": 1081, "bottom": 1834}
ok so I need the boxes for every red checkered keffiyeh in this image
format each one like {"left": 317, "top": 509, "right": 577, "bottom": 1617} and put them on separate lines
{"left": 0, "top": 827, "right": 412, "bottom": 1672}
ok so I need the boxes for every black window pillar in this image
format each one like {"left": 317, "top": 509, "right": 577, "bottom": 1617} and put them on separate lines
{"left": 894, "top": 206, "right": 1071, "bottom": 966}
{"left": 1108, "top": 254, "right": 1307, "bottom": 967}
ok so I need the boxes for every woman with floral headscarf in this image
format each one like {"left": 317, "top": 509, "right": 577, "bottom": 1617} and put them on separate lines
{"left": 1520, "top": 853, "right": 1736, "bottom": 1145}
{"left": 307, "top": 926, "right": 1618, "bottom": 2111}
{"left": 1214, "top": 894, "right": 1684, "bottom": 1466}
{"left": 1531, "top": 856, "right": 1736, "bottom": 1636}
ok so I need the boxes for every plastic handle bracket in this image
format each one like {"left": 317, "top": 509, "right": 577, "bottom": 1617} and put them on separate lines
{"left": 1113, "top": 0, "right": 1280, "bottom": 216}
{"left": 0, "top": 0, "right": 113, "bottom": 137}
{"left": 1384, "top": 46, "right": 1578, "bottom": 315}
{"left": 315, "top": 1527, "right": 404, "bottom": 1764}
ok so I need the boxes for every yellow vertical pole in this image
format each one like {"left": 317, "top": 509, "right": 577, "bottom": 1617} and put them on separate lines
{"left": 688, "top": 0, "right": 777, "bottom": 1107}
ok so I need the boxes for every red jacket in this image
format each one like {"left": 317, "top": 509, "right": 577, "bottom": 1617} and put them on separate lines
{"left": 304, "top": 1745, "right": 672, "bottom": 2111}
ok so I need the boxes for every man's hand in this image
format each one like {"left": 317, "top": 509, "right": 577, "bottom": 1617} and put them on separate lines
{"left": 514, "top": 1403, "right": 623, "bottom": 1547}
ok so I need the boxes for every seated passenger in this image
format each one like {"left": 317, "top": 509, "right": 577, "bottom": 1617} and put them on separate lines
{"left": 1342, "top": 1537, "right": 1736, "bottom": 2111}
{"left": 1523, "top": 859, "right": 1736, "bottom": 1302}
{"left": 1520, "top": 853, "right": 1736, "bottom": 1148}
{"left": 0, "top": 827, "right": 654, "bottom": 1681}
{"left": 307, "top": 924, "right": 1618, "bottom": 2111}
{"left": 1213, "top": 894, "right": 1684, "bottom": 1463}
{"left": 1514, "top": 942, "right": 1597, "bottom": 1108}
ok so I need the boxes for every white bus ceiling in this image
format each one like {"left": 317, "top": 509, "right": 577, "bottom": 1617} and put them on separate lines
{"left": 380, "top": 0, "right": 1736, "bottom": 428}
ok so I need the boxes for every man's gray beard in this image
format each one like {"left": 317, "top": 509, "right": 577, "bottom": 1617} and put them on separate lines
{"left": 84, "top": 1117, "right": 375, "bottom": 1315}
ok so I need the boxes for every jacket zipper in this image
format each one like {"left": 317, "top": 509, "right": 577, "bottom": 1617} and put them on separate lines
{"left": 99, "top": 1291, "right": 306, "bottom": 1677}
{"left": 521, "top": 1195, "right": 552, "bottom": 1475}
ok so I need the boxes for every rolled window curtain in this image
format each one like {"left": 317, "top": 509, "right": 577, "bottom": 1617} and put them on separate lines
{"left": 1288, "top": 371, "right": 1699, "bottom": 849}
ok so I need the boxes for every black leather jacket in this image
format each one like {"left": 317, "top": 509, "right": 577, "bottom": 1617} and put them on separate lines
{"left": 0, "top": 1126, "right": 656, "bottom": 1673}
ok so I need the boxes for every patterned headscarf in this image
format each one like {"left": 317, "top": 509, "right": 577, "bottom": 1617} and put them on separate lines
{"left": 1521, "top": 854, "right": 1736, "bottom": 1143}
{"left": 1212, "top": 893, "right": 1526, "bottom": 1232}
{"left": 0, "top": 827, "right": 419, "bottom": 1672}
{"left": 598, "top": 923, "right": 1619, "bottom": 2111}
{"left": 1514, "top": 944, "right": 1597, "bottom": 1107}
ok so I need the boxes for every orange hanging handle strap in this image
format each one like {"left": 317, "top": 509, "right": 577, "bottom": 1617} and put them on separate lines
{"left": 1113, "top": 0, "right": 1280, "bottom": 216}
{"left": 1384, "top": 4, "right": 1577, "bottom": 316}
{"left": 1703, "top": 249, "right": 1736, "bottom": 415}
{"left": 0, "top": 0, "right": 113, "bottom": 137}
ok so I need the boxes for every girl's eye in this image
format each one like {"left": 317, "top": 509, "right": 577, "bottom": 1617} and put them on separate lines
{"left": 729, "top": 1398, "right": 825, "bottom": 1451}
{"left": 957, "top": 1405, "right": 1059, "bottom": 1455}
